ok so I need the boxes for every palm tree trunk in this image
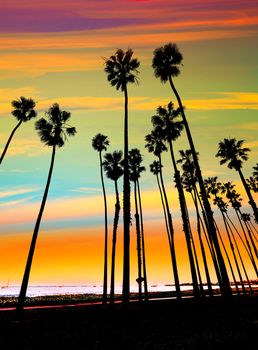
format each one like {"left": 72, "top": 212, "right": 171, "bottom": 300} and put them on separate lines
{"left": 225, "top": 213, "right": 253, "bottom": 294}
{"left": 0, "top": 119, "right": 22, "bottom": 165}
{"left": 134, "top": 181, "right": 142, "bottom": 301}
{"left": 156, "top": 174, "right": 170, "bottom": 241}
{"left": 168, "top": 141, "right": 200, "bottom": 297}
{"left": 122, "top": 85, "right": 131, "bottom": 303}
{"left": 137, "top": 180, "right": 148, "bottom": 300}
{"left": 158, "top": 154, "right": 181, "bottom": 298}
{"left": 110, "top": 180, "right": 120, "bottom": 303}
{"left": 17, "top": 145, "right": 56, "bottom": 312}
{"left": 195, "top": 186, "right": 222, "bottom": 285}
{"left": 238, "top": 168, "right": 258, "bottom": 223}
{"left": 236, "top": 209, "right": 258, "bottom": 276}
{"left": 168, "top": 75, "right": 231, "bottom": 297}
{"left": 192, "top": 189, "right": 213, "bottom": 297}
{"left": 220, "top": 211, "right": 246, "bottom": 294}
{"left": 155, "top": 173, "right": 175, "bottom": 268}
{"left": 99, "top": 151, "right": 108, "bottom": 303}
{"left": 214, "top": 220, "right": 240, "bottom": 295}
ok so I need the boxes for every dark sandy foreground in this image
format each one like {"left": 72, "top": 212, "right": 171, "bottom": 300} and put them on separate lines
{"left": 0, "top": 295, "right": 257, "bottom": 349}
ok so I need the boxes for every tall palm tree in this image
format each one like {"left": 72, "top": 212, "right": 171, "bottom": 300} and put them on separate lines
{"left": 0, "top": 97, "right": 37, "bottom": 165}
{"left": 92, "top": 133, "right": 110, "bottom": 303}
{"left": 221, "top": 182, "right": 258, "bottom": 275}
{"left": 17, "top": 103, "right": 76, "bottom": 312}
{"left": 104, "top": 49, "right": 140, "bottom": 302}
{"left": 103, "top": 150, "right": 124, "bottom": 303}
{"left": 152, "top": 42, "right": 231, "bottom": 297}
{"left": 145, "top": 129, "right": 181, "bottom": 298}
{"left": 128, "top": 148, "right": 147, "bottom": 301}
{"left": 152, "top": 102, "right": 200, "bottom": 297}
{"left": 178, "top": 150, "right": 213, "bottom": 297}
{"left": 150, "top": 160, "right": 170, "bottom": 243}
{"left": 204, "top": 177, "right": 246, "bottom": 294}
{"left": 216, "top": 138, "right": 258, "bottom": 223}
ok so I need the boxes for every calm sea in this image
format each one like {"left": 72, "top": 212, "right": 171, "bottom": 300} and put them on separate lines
{"left": 0, "top": 284, "right": 197, "bottom": 297}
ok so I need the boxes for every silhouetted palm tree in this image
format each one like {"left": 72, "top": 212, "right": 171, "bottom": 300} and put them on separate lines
{"left": 152, "top": 43, "right": 231, "bottom": 296}
{"left": 150, "top": 160, "right": 170, "bottom": 242}
{"left": 92, "top": 133, "right": 110, "bottom": 303}
{"left": 178, "top": 149, "right": 213, "bottom": 297}
{"left": 216, "top": 138, "right": 258, "bottom": 223}
{"left": 204, "top": 177, "right": 246, "bottom": 294}
{"left": 221, "top": 182, "right": 257, "bottom": 282}
{"left": 17, "top": 103, "right": 76, "bottom": 312}
{"left": 145, "top": 129, "right": 181, "bottom": 298}
{"left": 152, "top": 102, "right": 200, "bottom": 297}
{"left": 128, "top": 148, "right": 147, "bottom": 301}
{"left": 104, "top": 49, "right": 140, "bottom": 302}
{"left": 103, "top": 150, "right": 123, "bottom": 303}
{"left": 0, "top": 97, "right": 37, "bottom": 165}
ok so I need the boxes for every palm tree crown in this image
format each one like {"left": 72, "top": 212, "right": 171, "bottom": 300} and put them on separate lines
{"left": 145, "top": 129, "right": 167, "bottom": 156}
{"left": 152, "top": 43, "right": 183, "bottom": 83}
{"left": 151, "top": 102, "right": 183, "bottom": 142}
{"left": 128, "top": 148, "right": 145, "bottom": 182}
{"left": 104, "top": 49, "right": 140, "bottom": 91}
{"left": 216, "top": 138, "right": 250, "bottom": 171}
{"left": 92, "top": 133, "right": 109, "bottom": 153}
{"left": 11, "top": 96, "right": 37, "bottom": 122}
{"left": 103, "top": 151, "right": 124, "bottom": 181}
{"left": 35, "top": 103, "right": 76, "bottom": 147}
{"left": 149, "top": 160, "right": 162, "bottom": 176}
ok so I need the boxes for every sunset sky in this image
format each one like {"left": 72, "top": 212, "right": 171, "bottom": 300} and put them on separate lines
{"left": 0, "top": 0, "right": 257, "bottom": 290}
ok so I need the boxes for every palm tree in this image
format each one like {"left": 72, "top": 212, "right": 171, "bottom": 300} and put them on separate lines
{"left": 204, "top": 177, "right": 246, "bottom": 294}
{"left": 216, "top": 138, "right": 258, "bottom": 223}
{"left": 150, "top": 160, "right": 170, "bottom": 244}
{"left": 221, "top": 182, "right": 258, "bottom": 280}
{"left": 103, "top": 150, "right": 123, "bottom": 303}
{"left": 128, "top": 148, "right": 147, "bottom": 301}
{"left": 145, "top": 129, "right": 181, "bottom": 298}
{"left": 152, "top": 42, "right": 231, "bottom": 297}
{"left": 0, "top": 97, "right": 37, "bottom": 165}
{"left": 92, "top": 133, "right": 110, "bottom": 303}
{"left": 17, "top": 103, "right": 76, "bottom": 312}
{"left": 152, "top": 102, "right": 200, "bottom": 297}
{"left": 104, "top": 49, "right": 140, "bottom": 302}
{"left": 178, "top": 150, "right": 213, "bottom": 297}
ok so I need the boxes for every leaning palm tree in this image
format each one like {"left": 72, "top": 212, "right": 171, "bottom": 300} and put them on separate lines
{"left": 103, "top": 150, "right": 123, "bottom": 303}
{"left": 0, "top": 97, "right": 37, "bottom": 165}
{"left": 204, "top": 177, "right": 246, "bottom": 295}
{"left": 128, "top": 148, "right": 147, "bottom": 301}
{"left": 152, "top": 102, "right": 200, "bottom": 297}
{"left": 178, "top": 150, "right": 213, "bottom": 297}
{"left": 92, "top": 133, "right": 110, "bottom": 303}
{"left": 152, "top": 42, "right": 231, "bottom": 296}
{"left": 104, "top": 49, "right": 140, "bottom": 302}
{"left": 145, "top": 129, "right": 181, "bottom": 298}
{"left": 216, "top": 138, "right": 258, "bottom": 223}
{"left": 16, "top": 103, "right": 76, "bottom": 312}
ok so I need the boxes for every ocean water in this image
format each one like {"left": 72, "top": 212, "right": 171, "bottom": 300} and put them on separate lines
{"left": 0, "top": 284, "right": 197, "bottom": 297}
